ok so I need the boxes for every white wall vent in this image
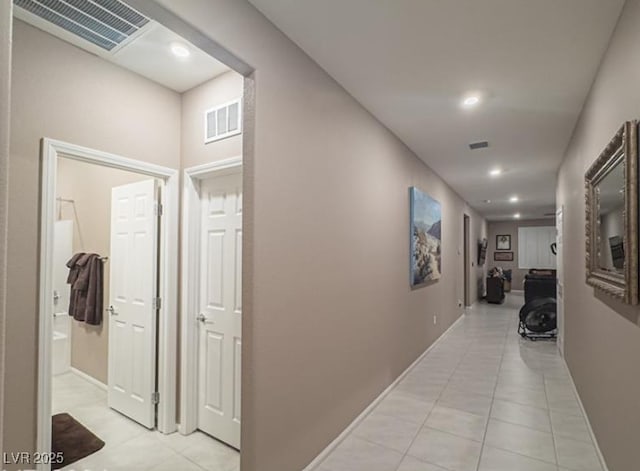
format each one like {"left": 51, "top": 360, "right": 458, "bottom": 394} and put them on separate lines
{"left": 204, "top": 99, "right": 242, "bottom": 144}
{"left": 13, "top": 0, "right": 150, "bottom": 51}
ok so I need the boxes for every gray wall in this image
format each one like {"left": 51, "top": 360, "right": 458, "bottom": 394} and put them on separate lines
{"left": 487, "top": 219, "right": 555, "bottom": 289}
{"left": 0, "top": 0, "right": 12, "bottom": 455}
{"left": 182, "top": 70, "right": 243, "bottom": 168}
{"left": 158, "top": 2, "right": 485, "bottom": 470}
{"left": 4, "top": 20, "right": 181, "bottom": 456}
{"left": 557, "top": 0, "right": 640, "bottom": 469}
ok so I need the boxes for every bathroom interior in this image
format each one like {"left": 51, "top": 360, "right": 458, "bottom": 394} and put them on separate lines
{"left": 52, "top": 158, "right": 157, "bottom": 402}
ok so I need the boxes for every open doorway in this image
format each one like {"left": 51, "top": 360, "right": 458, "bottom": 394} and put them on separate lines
{"left": 53, "top": 156, "right": 164, "bottom": 431}
{"left": 463, "top": 214, "right": 471, "bottom": 307}
{"left": 40, "top": 140, "right": 180, "bottom": 469}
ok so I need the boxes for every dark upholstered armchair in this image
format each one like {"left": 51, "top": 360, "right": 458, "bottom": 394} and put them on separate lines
{"left": 524, "top": 269, "right": 557, "bottom": 304}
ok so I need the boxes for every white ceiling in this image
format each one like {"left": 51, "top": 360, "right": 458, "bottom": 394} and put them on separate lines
{"left": 14, "top": 6, "right": 230, "bottom": 93}
{"left": 110, "top": 22, "right": 230, "bottom": 93}
{"left": 248, "top": 0, "right": 625, "bottom": 221}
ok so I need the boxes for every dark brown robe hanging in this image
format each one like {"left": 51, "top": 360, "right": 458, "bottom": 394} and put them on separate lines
{"left": 66, "top": 253, "right": 103, "bottom": 326}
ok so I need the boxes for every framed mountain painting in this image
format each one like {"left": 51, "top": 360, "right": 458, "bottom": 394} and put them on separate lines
{"left": 410, "top": 187, "right": 442, "bottom": 286}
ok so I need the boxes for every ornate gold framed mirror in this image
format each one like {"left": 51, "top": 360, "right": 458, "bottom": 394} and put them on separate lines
{"left": 585, "top": 120, "right": 638, "bottom": 305}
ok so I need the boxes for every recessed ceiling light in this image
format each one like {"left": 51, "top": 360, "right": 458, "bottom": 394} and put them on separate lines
{"left": 170, "top": 42, "right": 191, "bottom": 58}
{"left": 514, "top": 213, "right": 521, "bottom": 219}
{"left": 489, "top": 168, "right": 502, "bottom": 177}
{"left": 483, "top": 199, "right": 492, "bottom": 204}
{"left": 462, "top": 94, "right": 481, "bottom": 108}
{"left": 509, "top": 196, "right": 519, "bottom": 203}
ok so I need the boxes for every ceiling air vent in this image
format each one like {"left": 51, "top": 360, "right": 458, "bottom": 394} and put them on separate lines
{"left": 469, "top": 141, "right": 489, "bottom": 150}
{"left": 14, "top": 0, "right": 150, "bottom": 51}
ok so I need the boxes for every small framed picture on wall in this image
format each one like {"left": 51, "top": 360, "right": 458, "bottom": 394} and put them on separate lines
{"left": 494, "top": 251, "right": 514, "bottom": 262}
{"left": 496, "top": 234, "right": 511, "bottom": 250}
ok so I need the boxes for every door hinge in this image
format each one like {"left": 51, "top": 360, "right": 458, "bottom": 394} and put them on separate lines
{"left": 154, "top": 202, "right": 163, "bottom": 216}
{"left": 153, "top": 297, "right": 162, "bottom": 310}
{"left": 152, "top": 391, "right": 160, "bottom": 405}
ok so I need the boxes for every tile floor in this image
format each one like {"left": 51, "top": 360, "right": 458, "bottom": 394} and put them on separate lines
{"left": 52, "top": 371, "right": 239, "bottom": 471}
{"left": 316, "top": 293, "right": 605, "bottom": 471}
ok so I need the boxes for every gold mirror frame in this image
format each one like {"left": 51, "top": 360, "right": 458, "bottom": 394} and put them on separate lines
{"left": 585, "top": 120, "right": 638, "bottom": 305}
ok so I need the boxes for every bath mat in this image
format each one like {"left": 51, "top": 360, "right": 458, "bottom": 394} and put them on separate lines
{"left": 52, "top": 412, "right": 105, "bottom": 469}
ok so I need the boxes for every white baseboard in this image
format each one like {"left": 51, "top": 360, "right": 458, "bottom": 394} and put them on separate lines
{"left": 563, "top": 362, "right": 610, "bottom": 471}
{"left": 302, "top": 313, "right": 466, "bottom": 471}
{"left": 70, "top": 367, "right": 107, "bottom": 391}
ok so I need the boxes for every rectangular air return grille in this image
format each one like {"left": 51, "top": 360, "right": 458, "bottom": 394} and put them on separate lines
{"left": 205, "top": 99, "right": 243, "bottom": 144}
{"left": 14, "top": 0, "right": 150, "bottom": 51}
{"left": 469, "top": 141, "right": 489, "bottom": 150}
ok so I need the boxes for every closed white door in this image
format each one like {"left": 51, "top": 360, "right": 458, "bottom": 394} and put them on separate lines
{"left": 197, "top": 171, "right": 242, "bottom": 449}
{"left": 108, "top": 179, "right": 159, "bottom": 429}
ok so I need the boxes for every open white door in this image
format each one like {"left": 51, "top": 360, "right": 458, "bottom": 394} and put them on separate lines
{"left": 197, "top": 171, "right": 242, "bottom": 448}
{"left": 108, "top": 179, "right": 159, "bottom": 429}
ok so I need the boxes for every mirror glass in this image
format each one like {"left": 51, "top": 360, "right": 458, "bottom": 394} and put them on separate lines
{"left": 596, "top": 158, "right": 625, "bottom": 273}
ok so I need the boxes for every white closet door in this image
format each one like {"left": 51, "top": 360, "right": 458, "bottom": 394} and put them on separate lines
{"left": 108, "top": 179, "right": 159, "bottom": 429}
{"left": 197, "top": 171, "right": 242, "bottom": 449}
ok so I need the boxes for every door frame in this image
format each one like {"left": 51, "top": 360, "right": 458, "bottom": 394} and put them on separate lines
{"left": 37, "top": 138, "right": 180, "bottom": 465}
{"left": 556, "top": 205, "right": 565, "bottom": 356}
{"left": 180, "top": 156, "right": 243, "bottom": 436}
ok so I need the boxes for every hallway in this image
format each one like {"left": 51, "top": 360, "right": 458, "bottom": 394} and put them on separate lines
{"left": 316, "top": 294, "right": 603, "bottom": 471}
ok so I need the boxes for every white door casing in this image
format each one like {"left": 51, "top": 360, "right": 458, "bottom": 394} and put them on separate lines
{"left": 556, "top": 206, "right": 565, "bottom": 356}
{"left": 197, "top": 171, "right": 242, "bottom": 448}
{"left": 108, "top": 179, "right": 159, "bottom": 429}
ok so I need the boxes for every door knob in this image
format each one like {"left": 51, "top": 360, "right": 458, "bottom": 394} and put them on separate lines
{"left": 53, "top": 290, "right": 60, "bottom": 304}
{"left": 196, "top": 313, "right": 214, "bottom": 324}
{"left": 106, "top": 305, "right": 118, "bottom": 316}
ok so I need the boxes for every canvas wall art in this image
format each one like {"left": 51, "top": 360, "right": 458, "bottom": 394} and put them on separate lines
{"left": 410, "top": 187, "right": 442, "bottom": 286}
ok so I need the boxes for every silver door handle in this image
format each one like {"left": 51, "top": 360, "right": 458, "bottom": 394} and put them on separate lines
{"left": 53, "top": 290, "right": 60, "bottom": 304}
{"left": 196, "top": 313, "right": 214, "bottom": 324}
{"left": 106, "top": 305, "right": 118, "bottom": 316}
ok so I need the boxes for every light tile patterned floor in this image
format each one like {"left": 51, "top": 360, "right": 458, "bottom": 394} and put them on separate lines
{"left": 53, "top": 372, "right": 239, "bottom": 471}
{"left": 316, "top": 293, "right": 605, "bottom": 471}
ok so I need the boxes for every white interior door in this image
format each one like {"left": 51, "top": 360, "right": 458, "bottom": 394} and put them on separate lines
{"left": 197, "top": 171, "right": 242, "bottom": 449}
{"left": 108, "top": 179, "right": 159, "bottom": 429}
